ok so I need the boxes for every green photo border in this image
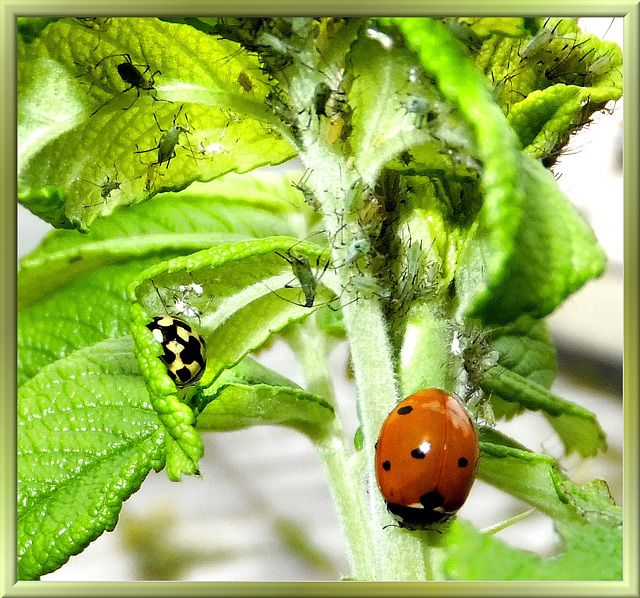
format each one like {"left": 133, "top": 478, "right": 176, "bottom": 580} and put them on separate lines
{"left": 3, "top": 1, "right": 638, "bottom": 595}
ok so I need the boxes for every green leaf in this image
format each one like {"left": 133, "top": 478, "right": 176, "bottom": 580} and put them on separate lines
{"left": 18, "top": 258, "right": 160, "bottom": 387}
{"left": 463, "top": 17, "right": 528, "bottom": 39}
{"left": 456, "top": 154, "right": 606, "bottom": 324}
{"left": 128, "top": 236, "right": 336, "bottom": 479}
{"left": 18, "top": 181, "right": 68, "bottom": 230}
{"left": 507, "top": 79, "right": 620, "bottom": 164}
{"left": 477, "top": 18, "right": 622, "bottom": 126}
{"left": 17, "top": 337, "right": 166, "bottom": 580}
{"left": 347, "top": 25, "right": 433, "bottom": 185}
{"left": 483, "top": 366, "right": 607, "bottom": 457}
{"left": 18, "top": 171, "right": 308, "bottom": 384}
{"left": 462, "top": 314, "right": 605, "bottom": 458}
{"left": 385, "top": 18, "right": 606, "bottom": 326}
{"left": 18, "top": 17, "right": 295, "bottom": 231}
{"left": 444, "top": 512, "right": 621, "bottom": 581}
{"left": 488, "top": 316, "right": 557, "bottom": 389}
{"left": 18, "top": 172, "right": 302, "bottom": 310}
{"left": 459, "top": 316, "right": 557, "bottom": 421}
{"left": 195, "top": 357, "right": 335, "bottom": 438}
{"left": 477, "top": 435, "right": 617, "bottom": 523}
{"left": 478, "top": 434, "right": 577, "bottom": 520}
{"left": 17, "top": 17, "right": 61, "bottom": 43}
{"left": 508, "top": 85, "right": 591, "bottom": 159}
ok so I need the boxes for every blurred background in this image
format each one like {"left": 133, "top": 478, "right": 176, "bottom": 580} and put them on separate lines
{"left": 18, "top": 17, "right": 623, "bottom": 581}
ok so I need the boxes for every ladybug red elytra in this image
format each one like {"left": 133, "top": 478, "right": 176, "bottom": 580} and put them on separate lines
{"left": 375, "top": 388, "right": 479, "bottom": 529}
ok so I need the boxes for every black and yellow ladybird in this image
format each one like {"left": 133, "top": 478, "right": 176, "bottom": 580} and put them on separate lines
{"left": 146, "top": 315, "right": 206, "bottom": 387}
{"left": 375, "top": 388, "right": 479, "bottom": 529}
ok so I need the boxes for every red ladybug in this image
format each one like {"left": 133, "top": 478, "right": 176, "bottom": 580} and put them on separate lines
{"left": 375, "top": 388, "right": 479, "bottom": 528}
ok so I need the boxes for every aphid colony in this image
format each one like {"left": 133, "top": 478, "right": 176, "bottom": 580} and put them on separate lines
{"left": 490, "top": 17, "right": 620, "bottom": 118}
{"left": 94, "top": 19, "right": 539, "bottom": 525}
{"left": 72, "top": 26, "right": 238, "bottom": 207}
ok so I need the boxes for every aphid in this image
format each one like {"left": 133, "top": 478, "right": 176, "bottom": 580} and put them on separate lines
{"left": 76, "top": 163, "right": 122, "bottom": 207}
{"left": 173, "top": 282, "right": 206, "bottom": 319}
{"left": 196, "top": 141, "right": 226, "bottom": 157}
{"left": 396, "top": 240, "right": 424, "bottom": 303}
{"left": 586, "top": 54, "right": 614, "bottom": 77}
{"left": 90, "top": 52, "right": 166, "bottom": 116}
{"left": 344, "top": 237, "right": 371, "bottom": 267}
{"left": 211, "top": 18, "right": 265, "bottom": 53}
{"left": 398, "top": 150, "right": 413, "bottom": 166}
{"left": 451, "top": 328, "right": 499, "bottom": 424}
{"left": 313, "top": 80, "right": 347, "bottom": 120}
{"left": 291, "top": 170, "right": 321, "bottom": 211}
{"left": 443, "top": 19, "right": 482, "bottom": 52}
{"left": 375, "top": 388, "right": 479, "bottom": 529}
{"left": 272, "top": 244, "right": 360, "bottom": 312}
{"left": 349, "top": 272, "right": 391, "bottom": 300}
{"left": 518, "top": 20, "right": 562, "bottom": 61}
{"left": 276, "top": 247, "right": 326, "bottom": 308}
{"left": 402, "top": 94, "right": 432, "bottom": 128}
{"left": 356, "top": 189, "right": 387, "bottom": 238}
{"left": 193, "top": 112, "right": 241, "bottom": 159}
{"left": 74, "top": 17, "right": 112, "bottom": 31}
{"left": 543, "top": 39, "right": 591, "bottom": 82}
{"left": 325, "top": 112, "right": 350, "bottom": 146}
{"left": 574, "top": 53, "right": 620, "bottom": 86}
{"left": 237, "top": 71, "right": 253, "bottom": 92}
{"left": 146, "top": 315, "right": 207, "bottom": 387}
{"left": 313, "top": 82, "right": 334, "bottom": 119}
{"left": 262, "top": 234, "right": 343, "bottom": 311}
{"left": 258, "top": 26, "right": 317, "bottom": 75}
{"left": 135, "top": 106, "right": 193, "bottom": 168}
{"left": 328, "top": 218, "right": 374, "bottom": 271}
{"left": 491, "top": 67, "right": 520, "bottom": 111}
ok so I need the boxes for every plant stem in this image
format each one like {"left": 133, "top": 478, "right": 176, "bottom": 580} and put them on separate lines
{"left": 283, "top": 28, "right": 430, "bottom": 578}
{"left": 338, "top": 282, "right": 428, "bottom": 580}
{"left": 289, "top": 318, "right": 375, "bottom": 580}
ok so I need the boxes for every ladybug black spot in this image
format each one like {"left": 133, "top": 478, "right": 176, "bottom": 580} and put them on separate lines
{"left": 183, "top": 335, "right": 206, "bottom": 366}
{"left": 161, "top": 345, "right": 177, "bottom": 363}
{"left": 175, "top": 365, "right": 195, "bottom": 384}
{"left": 458, "top": 457, "right": 469, "bottom": 467}
{"left": 411, "top": 447, "right": 427, "bottom": 459}
{"left": 397, "top": 406, "right": 413, "bottom": 415}
{"left": 420, "top": 491, "right": 444, "bottom": 510}
{"left": 164, "top": 322, "right": 179, "bottom": 338}
{"left": 382, "top": 460, "right": 391, "bottom": 471}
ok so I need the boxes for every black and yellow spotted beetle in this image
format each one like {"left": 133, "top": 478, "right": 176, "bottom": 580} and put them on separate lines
{"left": 146, "top": 315, "right": 207, "bottom": 387}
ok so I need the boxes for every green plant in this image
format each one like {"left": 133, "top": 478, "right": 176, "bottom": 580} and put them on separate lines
{"left": 17, "top": 16, "right": 623, "bottom": 581}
